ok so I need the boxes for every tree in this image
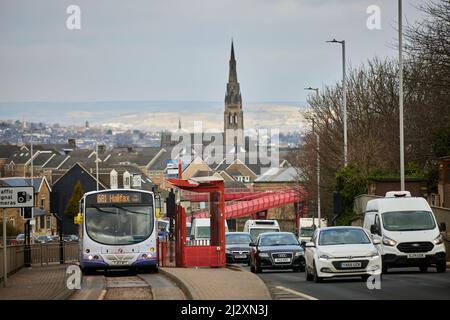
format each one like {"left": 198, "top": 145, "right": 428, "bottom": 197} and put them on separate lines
{"left": 432, "top": 126, "right": 450, "bottom": 158}
{"left": 64, "top": 181, "right": 85, "bottom": 217}
{"left": 334, "top": 163, "right": 368, "bottom": 225}
{"left": 0, "top": 221, "right": 19, "bottom": 237}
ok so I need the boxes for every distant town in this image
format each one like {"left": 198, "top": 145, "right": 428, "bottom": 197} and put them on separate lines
{"left": 0, "top": 118, "right": 303, "bottom": 150}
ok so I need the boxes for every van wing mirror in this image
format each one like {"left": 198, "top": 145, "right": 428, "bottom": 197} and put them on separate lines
{"left": 372, "top": 239, "right": 381, "bottom": 245}
{"left": 439, "top": 222, "right": 447, "bottom": 232}
{"left": 249, "top": 242, "right": 256, "bottom": 247}
{"left": 370, "top": 224, "right": 380, "bottom": 235}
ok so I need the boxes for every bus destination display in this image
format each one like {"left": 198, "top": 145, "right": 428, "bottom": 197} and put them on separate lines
{"left": 96, "top": 192, "right": 142, "bottom": 204}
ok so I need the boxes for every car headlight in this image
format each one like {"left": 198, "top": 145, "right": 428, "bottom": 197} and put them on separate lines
{"left": 433, "top": 234, "right": 444, "bottom": 245}
{"left": 366, "top": 250, "right": 380, "bottom": 258}
{"left": 382, "top": 236, "right": 397, "bottom": 246}
{"left": 259, "top": 252, "right": 269, "bottom": 258}
{"left": 295, "top": 251, "right": 304, "bottom": 257}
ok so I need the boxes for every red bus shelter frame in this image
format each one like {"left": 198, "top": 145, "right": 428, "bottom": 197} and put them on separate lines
{"left": 168, "top": 177, "right": 226, "bottom": 268}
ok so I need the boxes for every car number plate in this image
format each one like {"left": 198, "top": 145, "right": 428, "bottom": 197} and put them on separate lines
{"left": 341, "top": 262, "right": 362, "bottom": 268}
{"left": 111, "top": 261, "right": 128, "bottom": 265}
{"left": 234, "top": 254, "right": 247, "bottom": 259}
{"left": 274, "top": 258, "right": 291, "bottom": 263}
{"left": 407, "top": 253, "right": 426, "bottom": 259}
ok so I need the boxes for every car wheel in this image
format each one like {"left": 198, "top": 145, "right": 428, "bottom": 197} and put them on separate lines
{"left": 436, "top": 261, "right": 446, "bottom": 273}
{"left": 255, "top": 265, "right": 262, "bottom": 273}
{"left": 313, "top": 262, "right": 322, "bottom": 283}
{"left": 361, "top": 274, "right": 370, "bottom": 281}
{"left": 419, "top": 265, "right": 428, "bottom": 273}
{"left": 305, "top": 266, "right": 313, "bottom": 281}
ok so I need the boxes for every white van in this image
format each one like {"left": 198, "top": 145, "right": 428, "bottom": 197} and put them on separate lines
{"left": 244, "top": 219, "right": 280, "bottom": 241}
{"left": 190, "top": 218, "right": 229, "bottom": 242}
{"left": 364, "top": 191, "right": 446, "bottom": 273}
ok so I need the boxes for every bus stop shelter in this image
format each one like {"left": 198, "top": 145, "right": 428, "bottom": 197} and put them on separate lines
{"left": 168, "top": 177, "right": 226, "bottom": 268}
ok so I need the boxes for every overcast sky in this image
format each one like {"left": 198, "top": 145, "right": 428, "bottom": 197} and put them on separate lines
{"left": 0, "top": 0, "right": 425, "bottom": 104}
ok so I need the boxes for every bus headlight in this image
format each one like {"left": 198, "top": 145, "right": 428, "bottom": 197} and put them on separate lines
{"left": 88, "top": 255, "right": 94, "bottom": 260}
{"left": 150, "top": 247, "right": 155, "bottom": 253}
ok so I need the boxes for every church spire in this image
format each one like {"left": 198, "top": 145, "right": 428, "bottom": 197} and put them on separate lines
{"left": 228, "top": 40, "right": 238, "bottom": 83}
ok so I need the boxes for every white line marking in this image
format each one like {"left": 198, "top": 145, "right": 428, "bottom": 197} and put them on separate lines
{"left": 274, "top": 286, "right": 318, "bottom": 300}
{"left": 98, "top": 289, "right": 107, "bottom": 300}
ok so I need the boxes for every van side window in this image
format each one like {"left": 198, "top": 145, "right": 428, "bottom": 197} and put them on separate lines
{"left": 374, "top": 215, "right": 381, "bottom": 235}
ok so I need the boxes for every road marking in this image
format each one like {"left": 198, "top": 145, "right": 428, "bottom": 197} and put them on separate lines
{"left": 274, "top": 286, "right": 318, "bottom": 300}
{"left": 98, "top": 289, "right": 107, "bottom": 300}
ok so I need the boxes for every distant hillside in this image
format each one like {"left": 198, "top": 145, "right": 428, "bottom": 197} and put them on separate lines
{"left": 0, "top": 100, "right": 308, "bottom": 132}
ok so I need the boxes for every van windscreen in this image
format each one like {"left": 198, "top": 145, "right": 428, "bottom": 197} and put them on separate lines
{"left": 382, "top": 211, "right": 436, "bottom": 231}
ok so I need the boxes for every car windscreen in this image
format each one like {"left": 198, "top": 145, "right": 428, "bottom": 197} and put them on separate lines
{"left": 250, "top": 228, "right": 279, "bottom": 241}
{"left": 259, "top": 233, "right": 299, "bottom": 246}
{"left": 382, "top": 210, "right": 436, "bottom": 231}
{"left": 226, "top": 234, "right": 252, "bottom": 245}
{"left": 319, "top": 228, "right": 371, "bottom": 246}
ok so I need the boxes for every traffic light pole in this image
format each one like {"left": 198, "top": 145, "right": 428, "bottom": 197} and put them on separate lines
{"left": 24, "top": 220, "right": 31, "bottom": 267}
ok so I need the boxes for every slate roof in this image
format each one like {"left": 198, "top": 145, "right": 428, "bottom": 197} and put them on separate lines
{"left": 0, "top": 177, "right": 50, "bottom": 192}
{"left": 0, "top": 145, "right": 20, "bottom": 159}
{"left": 42, "top": 154, "right": 69, "bottom": 169}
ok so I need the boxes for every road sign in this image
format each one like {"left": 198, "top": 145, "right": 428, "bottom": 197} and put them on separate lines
{"left": 0, "top": 186, "right": 34, "bottom": 208}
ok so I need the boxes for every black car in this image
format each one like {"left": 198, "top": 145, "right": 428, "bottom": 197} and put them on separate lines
{"left": 225, "top": 232, "right": 253, "bottom": 264}
{"left": 250, "top": 232, "right": 305, "bottom": 273}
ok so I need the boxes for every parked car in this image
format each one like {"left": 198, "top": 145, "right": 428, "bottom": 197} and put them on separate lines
{"left": 225, "top": 232, "right": 253, "bottom": 264}
{"left": 36, "top": 235, "right": 48, "bottom": 244}
{"left": 364, "top": 191, "right": 446, "bottom": 273}
{"left": 16, "top": 233, "right": 25, "bottom": 244}
{"left": 304, "top": 226, "right": 382, "bottom": 283}
{"left": 63, "top": 234, "right": 78, "bottom": 242}
{"left": 250, "top": 232, "right": 305, "bottom": 273}
{"left": 15, "top": 234, "right": 38, "bottom": 244}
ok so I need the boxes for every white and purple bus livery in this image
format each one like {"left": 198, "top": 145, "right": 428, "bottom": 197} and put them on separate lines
{"left": 79, "top": 189, "right": 158, "bottom": 273}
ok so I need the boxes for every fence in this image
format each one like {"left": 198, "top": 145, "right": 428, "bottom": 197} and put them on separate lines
{"left": 0, "top": 242, "right": 79, "bottom": 284}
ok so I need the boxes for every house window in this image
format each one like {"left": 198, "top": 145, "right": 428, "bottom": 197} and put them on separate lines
{"left": 244, "top": 176, "right": 250, "bottom": 182}
{"left": 46, "top": 216, "right": 51, "bottom": 229}
{"left": 40, "top": 198, "right": 45, "bottom": 209}
{"left": 9, "top": 217, "right": 15, "bottom": 227}
{"left": 40, "top": 216, "right": 45, "bottom": 229}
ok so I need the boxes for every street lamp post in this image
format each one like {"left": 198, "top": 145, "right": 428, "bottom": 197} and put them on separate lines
{"left": 326, "top": 39, "right": 347, "bottom": 166}
{"left": 398, "top": 0, "right": 405, "bottom": 191}
{"left": 305, "top": 87, "right": 321, "bottom": 227}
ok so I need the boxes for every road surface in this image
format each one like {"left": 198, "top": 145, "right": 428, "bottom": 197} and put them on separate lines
{"left": 239, "top": 265, "right": 450, "bottom": 300}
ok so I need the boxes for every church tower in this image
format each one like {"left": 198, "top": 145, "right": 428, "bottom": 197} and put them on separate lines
{"left": 224, "top": 41, "right": 244, "bottom": 151}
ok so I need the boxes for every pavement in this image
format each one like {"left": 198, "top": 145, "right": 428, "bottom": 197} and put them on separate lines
{"left": 0, "top": 264, "right": 72, "bottom": 300}
{"left": 160, "top": 266, "right": 272, "bottom": 300}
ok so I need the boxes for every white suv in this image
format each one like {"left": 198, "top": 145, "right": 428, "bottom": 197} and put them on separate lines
{"left": 304, "top": 226, "right": 382, "bottom": 283}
